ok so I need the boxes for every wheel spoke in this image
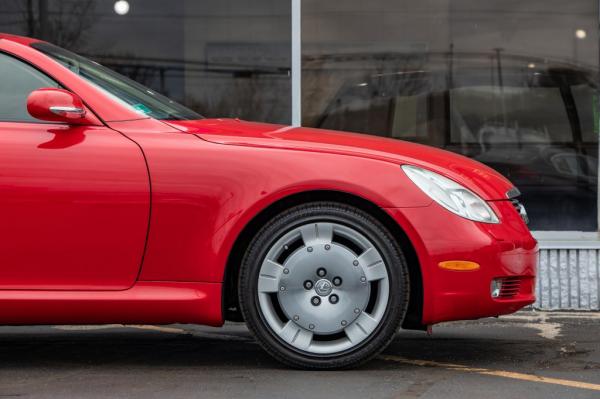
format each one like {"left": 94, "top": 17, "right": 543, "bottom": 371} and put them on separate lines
{"left": 364, "top": 262, "right": 387, "bottom": 281}
{"left": 357, "top": 247, "right": 382, "bottom": 267}
{"left": 280, "top": 321, "right": 313, "bottom": 350}
{"left": 344, "top": 313, "right": 378, "bottom": 343}
{"left": 299, "top": 223, "right": 333, "bottom": 246}
{"left": 358, "top": 247, "right": 386, "bottom": 281}
{"left": 258, "top": 259, "right": 284, "bottom": 293}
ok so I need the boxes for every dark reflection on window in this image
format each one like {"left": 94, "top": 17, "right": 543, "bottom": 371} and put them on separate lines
{"left": 0, "top": 0, "right": 291, "bottom": 123}
{"left": 303, "top": 0, "right": 599, "bottom": 231}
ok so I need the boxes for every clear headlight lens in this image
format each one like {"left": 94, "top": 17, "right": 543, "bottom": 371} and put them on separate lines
{"left": 402, "top": 165, "right": 500, "bottom": 224}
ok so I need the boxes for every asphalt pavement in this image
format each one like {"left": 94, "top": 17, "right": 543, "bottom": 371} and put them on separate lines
{"left": 0, "top": 311, "right": 599, "bottom": 398}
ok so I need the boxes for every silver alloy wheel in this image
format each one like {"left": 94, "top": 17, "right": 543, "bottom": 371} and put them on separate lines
{"left": 257, "top": 222, "right": 390, "bottom": 355}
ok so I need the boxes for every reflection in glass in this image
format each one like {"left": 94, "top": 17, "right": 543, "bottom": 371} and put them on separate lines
{"left": 303, "top": 0, "right": 599, "bottom": 231}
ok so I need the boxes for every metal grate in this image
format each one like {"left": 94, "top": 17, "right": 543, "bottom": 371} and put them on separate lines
{"left": 535, "top": 248, "right": 600, "bottom": 310}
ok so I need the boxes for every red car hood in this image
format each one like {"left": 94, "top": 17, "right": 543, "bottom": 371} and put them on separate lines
{"left": 164, "top": 118, "right": 514, "bottom": 201}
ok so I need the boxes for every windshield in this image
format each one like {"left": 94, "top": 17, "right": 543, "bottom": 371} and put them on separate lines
{"left": 31, "top": 42, "right": 203, "bottom": 121}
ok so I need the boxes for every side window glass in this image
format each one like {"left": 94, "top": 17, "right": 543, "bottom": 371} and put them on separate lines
{"left": 0, "top": 52, "right": 60, "bottom": 122}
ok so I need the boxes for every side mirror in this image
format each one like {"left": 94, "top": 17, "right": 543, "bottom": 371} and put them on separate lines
{"left": 27, "top": 88, "right": 98, "bottom": 125}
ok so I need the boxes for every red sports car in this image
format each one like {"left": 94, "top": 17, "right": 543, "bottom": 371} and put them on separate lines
{"left": 0, "top": 34, "right": 537, "bottom": 369}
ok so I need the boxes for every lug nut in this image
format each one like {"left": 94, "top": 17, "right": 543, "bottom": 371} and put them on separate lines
{"left": 332, "top": 276, "right": 342, "bottom": 286}
{"left": 311, "top": 296, "right": 321, "bottom": 306}
{"left": 316, "top": 268, "right": 327, "bottom": 277}
{"left": 309, "top": 324, "right": 315, "bottom": 330}
{"left": 283, "top": 268, "right": 289, "bottom": 274}
{"left": 360, "top": 276, "right": 366, "bottom": 283}
{"left": 304, "top": 280, "right": 313, "bottom": 290}
{"left": 341, "top": 320, "right": 347, "bottom": 326}
{"left": 353, "top": 260, "right": 359, "bottom": 266}
{"left": 280, "top": 286, "right": 286, "bottom": 291}
{"left": 293, "top": 315, "right": 299, "bottom": 321}
{"left": 354, "top": 308, "right": 360, "bottom": 314}
{"left": 307, "top": 247, "right": 313, "bottom": 252}
{"left": 324, "top": 244, "right": 331, "bottom": 250}
{"left": 329, "top": 294, "right": 339, "bottom": 304}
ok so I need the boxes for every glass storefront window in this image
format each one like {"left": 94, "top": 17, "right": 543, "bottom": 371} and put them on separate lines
{"left": 0, "top": 0, "right": 291, "bottom": 124}
{"left": 302, "top": 0, "right": 599, "bottom": 231}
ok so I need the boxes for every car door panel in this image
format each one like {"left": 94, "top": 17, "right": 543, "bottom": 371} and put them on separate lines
{"left": 0, "top": 122, "right": 150, "bottom": 290}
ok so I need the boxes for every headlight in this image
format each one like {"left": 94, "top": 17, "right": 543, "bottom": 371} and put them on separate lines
{"left": 401, "top": 165, "right": 499, "bottom": 224}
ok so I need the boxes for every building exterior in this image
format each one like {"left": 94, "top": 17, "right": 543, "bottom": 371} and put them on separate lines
{"left": 1, "top": 0, "right": 599, "bottom": 309}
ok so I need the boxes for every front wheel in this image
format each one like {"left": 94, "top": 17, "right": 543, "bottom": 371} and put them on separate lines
{"left": 238, "top": 202, "right": 409, "bottom": 369}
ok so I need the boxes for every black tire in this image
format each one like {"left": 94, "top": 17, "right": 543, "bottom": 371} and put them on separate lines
{"left": 238, "top": 202, "right": 410, "bottom": 369}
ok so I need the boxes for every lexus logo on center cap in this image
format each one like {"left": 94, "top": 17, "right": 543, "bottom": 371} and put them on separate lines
{"left": 314, "top": 279, "right": 333, "bottom": 296}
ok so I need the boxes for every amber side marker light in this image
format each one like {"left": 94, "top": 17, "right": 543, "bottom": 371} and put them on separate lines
{"left": 438, "top": 261, "right": 481, "bottom": 271}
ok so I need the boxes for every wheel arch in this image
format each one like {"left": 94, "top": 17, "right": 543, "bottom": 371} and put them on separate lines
{"left": 222, "top": 190, "right": 424, "bottom": 330}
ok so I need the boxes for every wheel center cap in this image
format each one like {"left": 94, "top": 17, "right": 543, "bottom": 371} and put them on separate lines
{"left": 314, "top": 278, "right": 333, "bottom": 296}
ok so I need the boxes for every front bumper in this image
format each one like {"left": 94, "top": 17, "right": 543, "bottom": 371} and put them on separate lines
{"left": 385, "top": 199, "right": 538, "bottom": 325}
